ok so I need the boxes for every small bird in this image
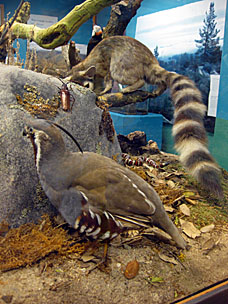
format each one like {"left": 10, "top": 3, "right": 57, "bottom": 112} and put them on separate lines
{"left": 23, "top": 119, "right": 186, "bottom": 249}
{"left": 87, "top": 25, "right": 103, "bottom": 56}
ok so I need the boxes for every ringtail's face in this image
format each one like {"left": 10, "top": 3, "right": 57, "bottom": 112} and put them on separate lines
{"left": 67, "top": 66, "right": 96, "bottom": 90}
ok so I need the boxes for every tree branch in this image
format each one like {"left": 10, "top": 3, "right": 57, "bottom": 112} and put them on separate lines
{"left": 103, "top": 0, "right": 143, "bottom": 37}
{"left": 97, "top": 90, "right": 157, "bottom": 108}
{"left": 0, "top": 1, "right": 31, "bottom": 62}
{"left": 0, "top": 0, "right": 26, "bottom": 45}
{"left": 9, "top": 0, "right": 121, "bottom": 49}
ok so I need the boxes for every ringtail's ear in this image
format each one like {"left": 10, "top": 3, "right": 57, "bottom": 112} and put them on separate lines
{"left": 64, "top": 66, "right": 96, "bottom": 90}
{"left": 81, "top": 66, "right": 96, "bottom": 79}
{"left": 72, "top": 66, "right": 96, "bottom": 79}
{"left": 76, "top": 67, "right": 96, "bottom": 90}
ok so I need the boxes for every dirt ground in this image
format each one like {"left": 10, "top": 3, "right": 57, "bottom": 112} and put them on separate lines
{"left": 1, "top": 229, "right": 228, "bottom": 304}
{"left": 1, "top": 153, "right": 228, "bottom": 304}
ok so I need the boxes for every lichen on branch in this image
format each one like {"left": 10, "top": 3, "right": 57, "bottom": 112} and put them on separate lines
{"left": 8, "top": 0, "right": 120, "bottom": 49}
{"left": 97, "top": 90, "right": 157, "bottom": 108}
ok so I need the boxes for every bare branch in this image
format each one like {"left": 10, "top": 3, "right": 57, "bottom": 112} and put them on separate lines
{"left": 0, "top": 0, "right": 26, "bottom": 45}
{"left": 97, "top": 90, "right": 157, "bottom": 108}
{"left": 103, "top": 0, "right": 144, "bottom": 37}
{"left": 8, "top": 0, "right": 121, "bottom": 49}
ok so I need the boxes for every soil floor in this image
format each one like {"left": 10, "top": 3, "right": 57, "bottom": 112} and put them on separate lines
{"left": 1, "top": 153, "right": 228, "bottom": 304}
{"left": 1, "top": 230, "right": 228, "bottom": 304}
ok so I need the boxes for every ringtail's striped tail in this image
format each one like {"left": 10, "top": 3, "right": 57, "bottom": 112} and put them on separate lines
{"left": 65, "top": 35, "right": 223, "bottom": 198}
{"left": 164, "top": 71, "right": 223, "bottom": 198}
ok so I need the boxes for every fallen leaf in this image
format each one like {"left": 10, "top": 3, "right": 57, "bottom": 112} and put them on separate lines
{"left": 165, "top": 172, "right": 184, "bottom": 179}
{"left": 143, "top": 163, "right": 158, "bottom": 173}
{"left": 146, "top": 170, "right": 157, "bottom": 178}
{"left": 158, "top": 252, "right": 178, "bottom": 265}
{"left": 167, "top": 180, "right": 175, "bottom": 188}
{"left": 172, "top": 195, "right": 185, "bottom": 205}
{"left": 154, "top": 179, "right": 166, "bottom": 185}
{"left": 180, "top": 219, "right": 201, "bottom": 239}
{"left": 185, "top": 198, "right": 197, "bottom": 205}
{"left": 201, "top": 238, "right": 220, "bottom": 254}
{"left": 124, "top": 260, "right": 139, "bottom": 279}
{"left": 200, "top": 224, "right": 215, "bottom": 233}
{"left": 179, "top": 204, "right": 191, "bottom": 216}
{"left": 146, "top": 276, "right": 164, "bottom": 284}
{"left": 81, "top": 254, "right": 96, "bottom": 263}
{"left": 164, "top": 205, "right": 175, "bottom": 213}
{"left": 202, "top": 238, "right": 215, "bottom": 251}
{"left": 183, "top": 191, "right": 196, "bottom": 198}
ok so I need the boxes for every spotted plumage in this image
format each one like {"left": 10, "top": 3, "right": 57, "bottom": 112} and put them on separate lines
{"left": 74, "top": 193, "right": 124, "bottom": 240}
{"left": 23, "top": 119, "right": 186, "bottom": 249}
{"left": 67, "top": 36, "right": 223, "bottom": 198}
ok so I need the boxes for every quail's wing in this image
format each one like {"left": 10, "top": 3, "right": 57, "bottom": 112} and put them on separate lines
{"left": 69, "top": 165, "right": 160, "bottom": 217}
{"left": 56, "top": 163, "right": 186, "bottom": 249}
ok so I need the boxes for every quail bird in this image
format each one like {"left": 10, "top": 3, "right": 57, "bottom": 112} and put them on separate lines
{"left": 23, "top": 119, "right": 186, "bottom": 249}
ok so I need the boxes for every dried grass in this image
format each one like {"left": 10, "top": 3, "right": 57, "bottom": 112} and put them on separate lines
{"left": 0, "top": 215, "right": 89, "bottom": 271}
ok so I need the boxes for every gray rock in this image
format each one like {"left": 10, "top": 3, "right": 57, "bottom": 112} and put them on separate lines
{"left": 0, "top": 63, "right": 122, "bottom": 227}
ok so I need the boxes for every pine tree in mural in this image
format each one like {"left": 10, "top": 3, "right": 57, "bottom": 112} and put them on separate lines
{"left": 195, "top": 2, "right": 221, "bottom": 64}
{"left": 154, "top": 46, "right": 159, "bottom": 59}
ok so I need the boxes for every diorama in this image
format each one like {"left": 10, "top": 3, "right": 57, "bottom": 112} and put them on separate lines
{"left": 0, "top": 0, "right": 228, "bottom": 303}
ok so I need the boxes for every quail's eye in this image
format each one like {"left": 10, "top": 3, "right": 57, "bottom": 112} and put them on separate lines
{"left": 27, "top": 126, "right": 35, "bottom": 134}
{"left": 23, "top": 126, "right": 34, "bottom": 136}
{"left": 26, "top": 126, "right": 34, "bottom": 134}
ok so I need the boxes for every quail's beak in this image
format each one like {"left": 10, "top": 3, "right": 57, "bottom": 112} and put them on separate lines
{"left": 22, "top": 127, "right": 28, "bottom": 137}
{"left": 23, "top": 126, "right": 36, "bottom": 147}
{"left": 23, "top": 126, "right": 34, "bottom": 137}
{"left": 23, "top": 126, "right": 37, "bottom": 162}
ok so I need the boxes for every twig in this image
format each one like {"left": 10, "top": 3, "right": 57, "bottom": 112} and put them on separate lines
{"left": 0, "top": 0, "right": 25, "bottom": 45}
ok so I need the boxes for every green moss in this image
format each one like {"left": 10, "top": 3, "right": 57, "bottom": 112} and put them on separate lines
{"left": 155, "top": 155, "right": 228, "bottom": 229}
{"left": 189, "top": 201, "right": 228, "bottom": 229}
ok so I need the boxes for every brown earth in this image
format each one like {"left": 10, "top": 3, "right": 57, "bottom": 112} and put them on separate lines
{"left": 1, "top": 152, "right": 228, "bottom": 304}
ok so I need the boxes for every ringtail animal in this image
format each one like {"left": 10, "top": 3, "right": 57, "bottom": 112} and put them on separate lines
{"left": 67, "top": 35, "right": 223, "bottom": 198}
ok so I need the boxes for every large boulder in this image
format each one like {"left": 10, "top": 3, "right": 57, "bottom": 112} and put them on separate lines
{"left": 0, "top": 64, "right": 122, "bottom": 227}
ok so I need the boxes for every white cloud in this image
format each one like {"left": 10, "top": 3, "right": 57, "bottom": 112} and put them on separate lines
{"left": 135, "top": 0, "right": 226, "bottom": 57}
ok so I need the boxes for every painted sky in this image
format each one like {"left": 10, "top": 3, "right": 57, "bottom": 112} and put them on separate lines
{"left": 135, "top": 0, "right": 227, "bottom": 58}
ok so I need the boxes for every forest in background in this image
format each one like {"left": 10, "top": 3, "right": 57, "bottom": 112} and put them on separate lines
{"left": 148, "top": 2, "right": 222, "bottom": 133}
